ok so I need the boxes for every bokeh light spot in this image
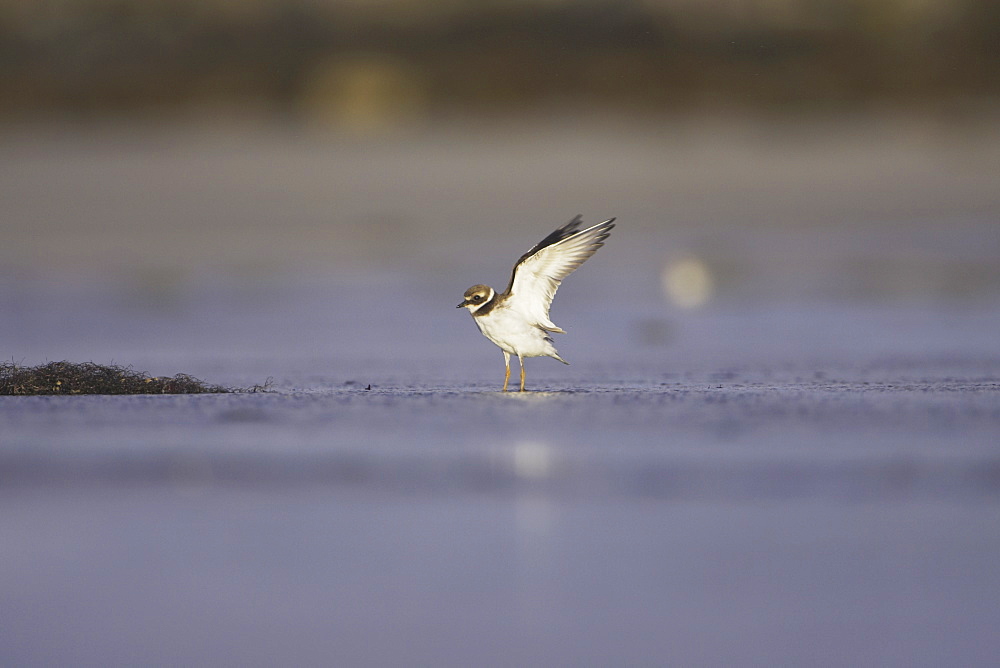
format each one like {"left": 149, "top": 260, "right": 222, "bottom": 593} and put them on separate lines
{"left": 662, "top": 257, "right": 714, "bottom": 308}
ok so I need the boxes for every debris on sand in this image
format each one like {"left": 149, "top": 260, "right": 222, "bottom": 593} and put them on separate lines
{"left": 0, "top": 361, "right": 235, "bottom": 396}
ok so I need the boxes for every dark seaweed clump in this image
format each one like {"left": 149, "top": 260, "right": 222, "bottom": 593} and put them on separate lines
{"left": 0, "top": 361, "right": 239, "bottom": 395}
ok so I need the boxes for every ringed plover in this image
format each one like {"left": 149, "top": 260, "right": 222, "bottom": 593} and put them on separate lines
{"left": 457, "top": 215, "right": 615, "bottom": 391}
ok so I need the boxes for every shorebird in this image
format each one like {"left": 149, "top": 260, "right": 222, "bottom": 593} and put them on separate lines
{"left": 457, "top": 215, "right": 615, "bottom": 391}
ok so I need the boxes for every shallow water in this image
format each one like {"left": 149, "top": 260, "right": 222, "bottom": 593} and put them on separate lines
{"left": 4, "top": 325, "right": 1000, "bottom": 664}
{"left": 2, "top": 122, "right": 1000, "bottom": 664}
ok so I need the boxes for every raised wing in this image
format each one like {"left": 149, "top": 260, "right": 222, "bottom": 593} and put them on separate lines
{"left": 502, "top": 216, "right": 615, "bottom": 332}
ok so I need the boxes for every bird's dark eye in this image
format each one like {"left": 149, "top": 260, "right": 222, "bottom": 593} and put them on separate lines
{"left": 472, "top": 295, "right": 482, "bottom": 301}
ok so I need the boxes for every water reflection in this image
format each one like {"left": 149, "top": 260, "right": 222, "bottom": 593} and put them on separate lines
{"left": 499, "top": 391, "right": 564, "bottom": 400}
{"left": 514, "top": 491, "right": 559, "bottom": 634}
{"left": 513, "top": 440, "right": 553, "bottom": 479}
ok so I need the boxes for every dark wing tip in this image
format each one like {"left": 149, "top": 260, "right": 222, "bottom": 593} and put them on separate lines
{"left": 587, "top": 218, "right": 616, "bottom": 247}
{"left": 531, "top": 215, "right": 585, "bottom": 253}
{"left": 503, "top": 215, "right": 615, "bottom": 296}
{"left": 503, "top": 215, "right": 587, "bottom": 294}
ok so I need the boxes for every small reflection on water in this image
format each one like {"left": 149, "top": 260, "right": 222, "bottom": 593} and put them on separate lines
{"left": 514, "top": 491, "right": 559, "bottom": 628}
{"left": 513, "top": 440, "right": 553, "bottom": 479}
{"left": 497, "top": 391, "right": 564, "bottom": 400}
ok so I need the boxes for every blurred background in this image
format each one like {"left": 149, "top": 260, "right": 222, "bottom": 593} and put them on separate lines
{"left": 2, "top": 0, "right": 998, "bottom": 121}
{"left": 1, "top": 0, "right": 998, "bottom": 378}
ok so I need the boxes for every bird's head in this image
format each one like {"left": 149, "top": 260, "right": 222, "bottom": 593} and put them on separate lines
{"left": 457, "top": 285, "right": 494, "bottom": 311}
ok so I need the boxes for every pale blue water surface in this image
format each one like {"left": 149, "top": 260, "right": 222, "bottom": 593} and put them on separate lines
{"left": 2, "top": 122, "right": 999, "bottom": 665}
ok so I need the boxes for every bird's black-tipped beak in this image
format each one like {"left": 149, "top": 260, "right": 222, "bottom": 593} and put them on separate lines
{"left": 456, "top": 301, "right": 467, "bottom": 308}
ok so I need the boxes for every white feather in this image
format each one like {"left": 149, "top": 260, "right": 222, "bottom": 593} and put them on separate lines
{"left": 506, "top": 218, "right": 615, "bottom": 333}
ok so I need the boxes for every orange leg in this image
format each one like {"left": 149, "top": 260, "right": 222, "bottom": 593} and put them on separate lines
{"left": 502, "top": 352, "right": 511, "bottom": 392}
{"left": 519, "top": 357, "right": 526, "bottom": 392}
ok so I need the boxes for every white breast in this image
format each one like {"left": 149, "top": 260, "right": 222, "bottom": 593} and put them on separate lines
{"left": 475, "top": 304, "right": 561, "bottom": 359}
